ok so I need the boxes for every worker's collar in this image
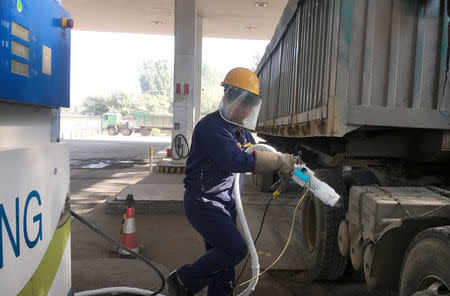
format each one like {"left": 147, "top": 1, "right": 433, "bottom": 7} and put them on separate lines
{"left": 215, "top": 110, "right": 241, "bottom": 132}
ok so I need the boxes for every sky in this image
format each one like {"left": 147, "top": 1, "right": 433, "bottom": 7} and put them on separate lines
{"left": 70, "top": 31, "right": 269, "bottom": 106}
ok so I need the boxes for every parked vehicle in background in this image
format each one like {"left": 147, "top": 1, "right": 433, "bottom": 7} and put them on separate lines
{"left": 102, "top": 112, "right": 173, "bottom": 136}
{"left": 255, "top": 0, "right": 450, "bottom": 295}
{"left": 101, "top": 113, "right": 126, "bottom": 136}
{"left": 135, "top": 112, "right": 173, "bottom": 135}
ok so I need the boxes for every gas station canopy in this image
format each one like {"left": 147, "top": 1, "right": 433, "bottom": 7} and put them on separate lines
{"left": 62, "top": 0, "right": 288, "bottom": 39}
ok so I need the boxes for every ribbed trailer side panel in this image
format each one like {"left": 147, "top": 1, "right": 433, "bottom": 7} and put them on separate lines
{"left": 277, "top": 13, "right": 299, "bottom": 123}
{"left": 258, "top": 62, "right": 271, "bottom": 125}
{"left": 267, "top": 44, "right": 282, "bottom": 121}
{"left": 346, "top": 0, "right": 448, "bottom": 128}
{"left": 256, "top": 0, "right": 449, "bottom": 137}
{"left": 295, "top": 0, "right": 334, "bottom": 123}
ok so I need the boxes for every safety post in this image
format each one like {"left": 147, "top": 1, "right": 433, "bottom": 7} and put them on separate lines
{"left": 149, "top": 146, "right": 154, "bottom": 172}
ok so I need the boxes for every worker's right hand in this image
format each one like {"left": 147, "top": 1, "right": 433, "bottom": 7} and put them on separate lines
{"left": 278, "top": 153, "right": 297, "bottom": 175}
{"left": 254, "top": 151, "right": 296, "bottom": 175}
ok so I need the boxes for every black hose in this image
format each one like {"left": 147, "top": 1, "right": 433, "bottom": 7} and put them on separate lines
{"left": 448, "top": 0, "right": 450, "bottom": 19}
{"left": 439, "top": 2, "right": 449, "bottom": 117}
{"left": 171, "top": 134, "right": 190, "bottom": 160}
{"left": 70, "top": 210, "right": 166, "bottom": 295}
{"left": 447, "top": 0, "right": 449, "bottom": 70}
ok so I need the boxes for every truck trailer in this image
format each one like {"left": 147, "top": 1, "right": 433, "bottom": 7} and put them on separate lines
{"left": 255, "top": 0, "right": 450, "bottom": 295}
{"left": 102, "top": 112, "right": 173, "bottom": 136}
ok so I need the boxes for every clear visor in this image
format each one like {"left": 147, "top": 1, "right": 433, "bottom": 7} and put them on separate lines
{"left": 219, "top": 86, "right": 262, "bottom": 130}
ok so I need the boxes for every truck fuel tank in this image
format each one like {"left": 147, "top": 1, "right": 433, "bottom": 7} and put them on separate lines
{"left": 347, "top": 186, "right": 450, "bottom": 242}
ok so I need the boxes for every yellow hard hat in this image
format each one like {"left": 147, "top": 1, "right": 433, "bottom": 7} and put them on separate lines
{"left": 221, "top": 67, "right": 260, "bottom": 96}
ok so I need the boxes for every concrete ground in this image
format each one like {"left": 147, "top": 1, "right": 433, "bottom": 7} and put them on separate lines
{"left": 68, "top": 136, "right": 388, "bottom": 296}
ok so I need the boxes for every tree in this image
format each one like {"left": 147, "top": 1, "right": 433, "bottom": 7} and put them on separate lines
{"left": 201, "top": 63, "right": 227, "bottom": 114}
{"left": 201, "top": 92, "right": 222, "bottom": 115}
{"left": 81, "top": 95, "right": 110, "bottom": 116}
{"left": 138, "top": 58, "right": 173, "bottom": 97}
{"left": 80, "top": 58, "right": 241, "bottom": 117}
{"left": 81, "top": 91, "right": 173, "bottom": 117}
{"left": 250, "top": 52, "right": 262, "bottom": 72}
{"left": 108, "top": 91, "right": 135, "bottom": 117}
{"left": 138, "top": 93, "right": 172, "bottom": 115}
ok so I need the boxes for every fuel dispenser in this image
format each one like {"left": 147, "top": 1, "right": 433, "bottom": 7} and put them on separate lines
{"left": 0, "top": 0, "right": 73, "bottom": 295}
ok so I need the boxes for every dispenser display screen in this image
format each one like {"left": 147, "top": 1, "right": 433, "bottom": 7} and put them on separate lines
{"left": 11, "top": 21, "right": 29, "bottom": 42}
{"left": 11, "top": 59, "right": 29, "bottom": 76}
{"left": 11, "top": 40, "right": 29, "bottom": 59}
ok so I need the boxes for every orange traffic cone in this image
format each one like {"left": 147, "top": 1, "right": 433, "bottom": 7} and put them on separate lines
{"left": 119, "top": 194, "right": 140, "bottom": 257}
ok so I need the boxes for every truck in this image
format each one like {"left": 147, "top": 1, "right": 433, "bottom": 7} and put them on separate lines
{"left": 255, "top": 0, "right": 450, "bottom": 295}
{"left": 101, "top": 112, "right": 173, "bottom": 136}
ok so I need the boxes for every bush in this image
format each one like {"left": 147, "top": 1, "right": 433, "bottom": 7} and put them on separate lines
{"left": 150, "top": 128, "right": 161, "bottom": 136}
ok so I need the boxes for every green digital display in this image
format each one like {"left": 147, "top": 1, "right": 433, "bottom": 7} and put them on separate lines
{"left": 17, "top": 0, "right": 22, "bottom": 13}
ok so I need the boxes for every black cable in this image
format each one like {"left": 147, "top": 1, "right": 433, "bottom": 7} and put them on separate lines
{"left": 448, "top": 0, "right": 450, "bottom": 19}
{"left": 438, "top": 73, "right": 449, "bottom": 117}
{"left": 70, "top": 210, "right": 165, "bottom": 295}
{"left": 230, "top": 196, "right": 274, "bottom": 296}
{"left": 171, "top": 134, "right": 190, "bottom": 160}
{"left": 439, "top": 6, "right": 450, "bottom": 117}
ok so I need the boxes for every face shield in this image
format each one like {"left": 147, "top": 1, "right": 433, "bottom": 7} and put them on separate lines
{"left": 219, "top": 85, "right": 262, "bottom": 130}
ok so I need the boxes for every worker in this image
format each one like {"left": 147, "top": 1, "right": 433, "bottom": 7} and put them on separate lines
{"left": 167, "top": 67, "right": 296, "bottom": 296}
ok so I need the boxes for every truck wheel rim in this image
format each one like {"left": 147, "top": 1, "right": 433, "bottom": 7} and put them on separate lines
{"left": 415, "top": 276, "right": 450, "bottom": 296}
{"left": 303, "top": 196, "right": 317, "bottom": 253}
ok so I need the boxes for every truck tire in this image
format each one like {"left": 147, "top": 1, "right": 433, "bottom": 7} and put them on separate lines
{"left": 255, "top": 173, "right": 275, "bottom": 192}
{"left": 298, "top": 169, "right": 348, "bottom": 280}
{"left": 341, "top": 169, "right": 379, "bottom": 279}
{"left": 140, "top": 128, "right": 150, "bottom": 137}
{"left": 107, "top": 127, "right": 118, "bottom": 136}
{"left": 342, "top": 169, "right": 379, "bottom": 196}
{"left": 411, "top": 292, "right": 436, "bottom": 296}
{"left": 400, "top": 227, "right": 450, "bottom": 296}
{"left": 121, "top": 127, "right": 132, "bottom": 136}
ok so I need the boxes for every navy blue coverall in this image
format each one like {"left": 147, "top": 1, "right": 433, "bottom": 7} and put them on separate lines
{"left": 178, "top": 110, "right": 256, "bottom": 296}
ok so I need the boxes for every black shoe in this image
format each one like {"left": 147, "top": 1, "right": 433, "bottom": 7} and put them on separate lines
{"left": 167, "top": 270, "right": 193, "bottom": 296}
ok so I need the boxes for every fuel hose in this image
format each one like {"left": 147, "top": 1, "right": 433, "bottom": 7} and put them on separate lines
{"left": 70, "top": 210, "right": 165, "bottom": 296}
